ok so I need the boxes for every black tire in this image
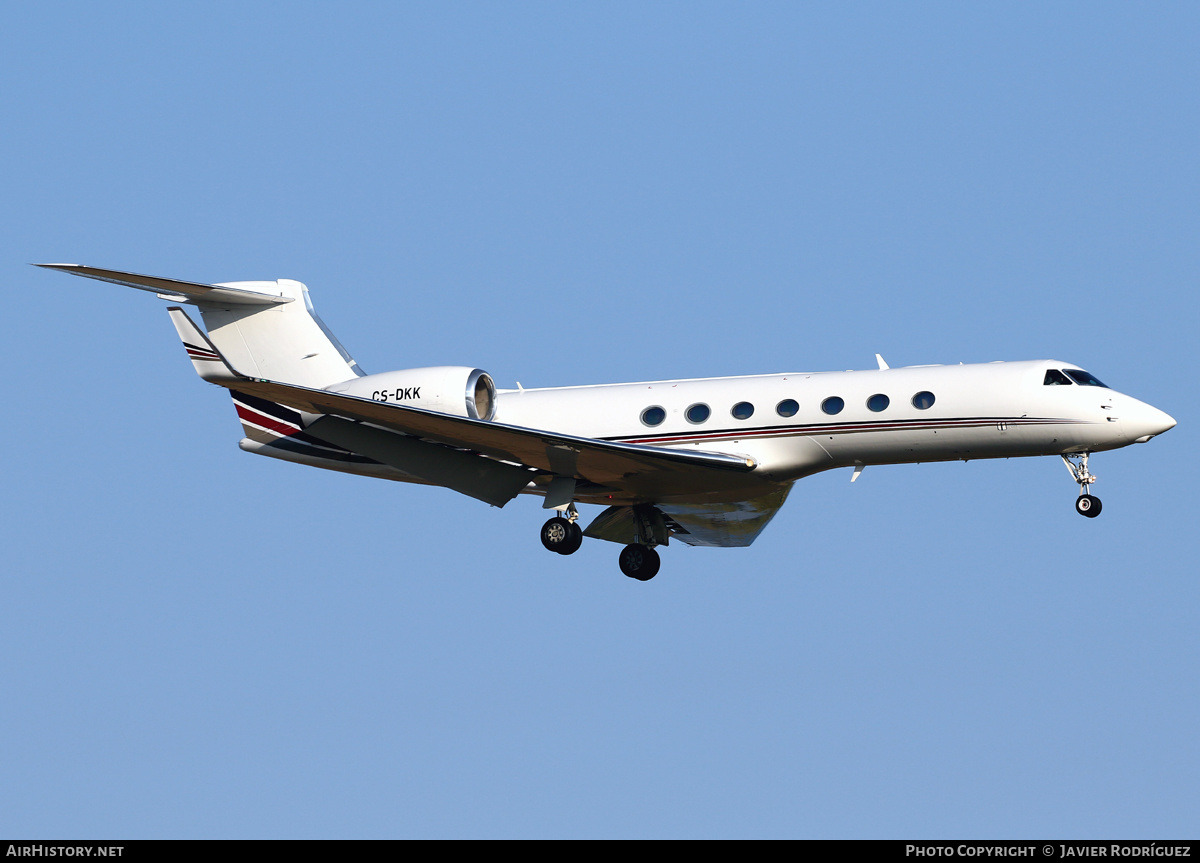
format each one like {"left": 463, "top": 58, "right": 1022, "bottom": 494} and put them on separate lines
{"left": 556, "top": 522, "right": 583, "bottom": 555}
{"left": 541, "top": 517, "right": 574, "bottom": 552}
{"left": 1075, "top": 494, "right": 1102, "bottom": 518}
{"left": 618, "top": 544, "right": 661, "bottom": 580}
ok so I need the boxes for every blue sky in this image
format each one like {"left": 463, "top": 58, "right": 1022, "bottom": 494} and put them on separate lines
{"left": 2, "top": 2, "right": 1197, "bottom": 838}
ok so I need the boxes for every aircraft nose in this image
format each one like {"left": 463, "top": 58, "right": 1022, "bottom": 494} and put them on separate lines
{"left": 1127, "top": 402, "right": 1176, "bottom": 443}
{"left": 1151, "top": 407, "right": 1177, "bottom": 435}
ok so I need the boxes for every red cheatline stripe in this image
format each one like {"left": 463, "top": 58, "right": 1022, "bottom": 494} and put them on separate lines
{"left": 612, "top": 416, "right": 1084, "bottom": 445}
{"left": 235, "top": 404, "right": 300, "bottom": 436}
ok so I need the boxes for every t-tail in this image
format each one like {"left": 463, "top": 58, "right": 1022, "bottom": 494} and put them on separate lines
{"left": 36, "top": 263, "right": 367, "bottom": 456}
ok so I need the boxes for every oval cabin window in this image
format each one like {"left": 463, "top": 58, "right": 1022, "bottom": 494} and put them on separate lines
{"left": 641, "top": 406, "right": 666, "bottom": 426}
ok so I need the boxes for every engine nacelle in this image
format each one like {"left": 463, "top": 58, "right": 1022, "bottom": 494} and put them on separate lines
{"left": 325, "top": 366, "right": 496, "bottom": 420}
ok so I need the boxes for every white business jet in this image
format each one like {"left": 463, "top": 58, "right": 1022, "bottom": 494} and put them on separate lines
{"left": 40, "top": 264, "right": 1176, "bottom": 580}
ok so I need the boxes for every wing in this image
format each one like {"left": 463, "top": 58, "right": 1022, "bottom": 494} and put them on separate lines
{"left": 658, "top": 486, "right": 793, "bottom": 547}
{"left": 166, "top": 306, "right": 764, "bottom": 506}
{"left": 582, "top": 485, "right": 793, "bottom": 548}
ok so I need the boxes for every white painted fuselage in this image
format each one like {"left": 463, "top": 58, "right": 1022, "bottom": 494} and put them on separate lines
{"left": 491, "top": 359, "right": 1174, "bottom": 504}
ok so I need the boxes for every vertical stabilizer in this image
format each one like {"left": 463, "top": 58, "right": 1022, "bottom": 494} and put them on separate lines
{"left": 198, "top": 279, "right": 363, "bottom": 388}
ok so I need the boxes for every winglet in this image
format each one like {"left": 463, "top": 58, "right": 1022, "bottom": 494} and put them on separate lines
{"left": 166, "top": 306, "right": 247, "bottom": 383}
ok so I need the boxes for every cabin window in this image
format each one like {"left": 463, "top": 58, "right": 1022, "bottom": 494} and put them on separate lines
{"left": 731, "top": 402, "right": 754, "bottom": 420}
{"left": 866, "top": 394, "right": 890, "bottom": 412}
{"left": 641, "top": 406, "right": 666, "bottom": 426}
{"left": 821, "top": 397, "right": 844, "bottom": 415}
{"left": 686, "top": 403, "right": 711, "bottom": 424}
{"left": 776, "top": 398, "right": 799, "bottom": 418}
{"left": 912, "top": 391, "right": 936, "bottom": 410}
{"left": 1044, "top": 369, "right": 1073, "bottom": 386}
{"left": 1064, "top": 369, "right": 1109, "bottom": 388}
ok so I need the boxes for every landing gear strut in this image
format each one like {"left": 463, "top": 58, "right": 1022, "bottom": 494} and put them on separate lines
{"left": 540, "top": 504, "right": 583, "bottom": 555}
{"left": 1063, "top": 453, "right": 1102, "bottom": 518}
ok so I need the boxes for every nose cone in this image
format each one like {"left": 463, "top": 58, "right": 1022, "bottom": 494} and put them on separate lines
{"left": 1127, "top": 402, "right": 1176, "bottom": 442}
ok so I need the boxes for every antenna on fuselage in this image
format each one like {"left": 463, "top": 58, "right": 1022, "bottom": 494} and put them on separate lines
{"left": 875, "top": 353, "right": 889, "bottom": 370}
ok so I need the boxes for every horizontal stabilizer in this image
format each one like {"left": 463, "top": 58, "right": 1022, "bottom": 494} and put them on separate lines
{"left": 35, "top": 264, "right": 292, "bottom": 306}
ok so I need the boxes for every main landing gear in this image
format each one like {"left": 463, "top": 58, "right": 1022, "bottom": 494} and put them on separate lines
{"left": 540, "top": 510, "right": 583, "bottom": 555}
{"left": 618, "top": 544, "right": 660, "bottom": 581}
{"left": 539, "top": 503, "right": 664, "bottom": 580}
{"left": 1062, "top": 453, "right": 1102, "bottom": 518}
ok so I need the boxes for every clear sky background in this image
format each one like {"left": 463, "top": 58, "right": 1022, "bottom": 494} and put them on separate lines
{"left": 2, "top": 2, "right": 1197, "bottom": 839}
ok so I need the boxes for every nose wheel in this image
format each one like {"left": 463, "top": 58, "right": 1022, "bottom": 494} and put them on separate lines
{"left": 1063, "top": 453, "right": 1102, "bottom": 518}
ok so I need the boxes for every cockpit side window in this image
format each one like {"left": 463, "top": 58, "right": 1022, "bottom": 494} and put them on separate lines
{"left": 1064, "top": 369, "right": 1109, "bottom": 388}
{"left": 1044, "top": 369, "right": 1073, "bottom": 386}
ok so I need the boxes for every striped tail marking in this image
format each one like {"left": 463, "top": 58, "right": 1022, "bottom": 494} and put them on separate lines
{"left": 230, "top": 390, "right": 377, "bottom": 464}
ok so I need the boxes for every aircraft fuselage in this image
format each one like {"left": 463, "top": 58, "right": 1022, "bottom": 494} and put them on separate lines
{"left": 495, "top": 359, "right": 1174, "bottom": 499}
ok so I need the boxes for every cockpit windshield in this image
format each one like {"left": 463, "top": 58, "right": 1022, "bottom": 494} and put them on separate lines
{"left": 1064, "top": 369, "right": 1109, "bottom": 388}
{"left": 1044, "top": 369, "right": 1073, "bottom": 386}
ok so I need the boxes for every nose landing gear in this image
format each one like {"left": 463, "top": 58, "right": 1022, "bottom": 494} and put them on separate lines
{"left": 1063, "top": 453, "right": 1102, "bottom": 518}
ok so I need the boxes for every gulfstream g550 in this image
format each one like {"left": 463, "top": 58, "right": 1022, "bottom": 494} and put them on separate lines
{"left": 40, "top": 264, "right": 1176, "bottom": 580}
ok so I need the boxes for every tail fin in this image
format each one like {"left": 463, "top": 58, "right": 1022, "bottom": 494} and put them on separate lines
{"left": 38, "top": 264, "right": 364, "bottom": 388}
{"left": 197, "top": 278, "right": 364, "bottom": 387}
